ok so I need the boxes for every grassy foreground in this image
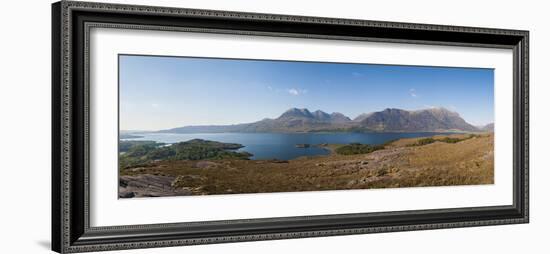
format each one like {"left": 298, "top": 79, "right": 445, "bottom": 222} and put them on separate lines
{"left": 119, "top": 133, "right": 493, "bottom": 197}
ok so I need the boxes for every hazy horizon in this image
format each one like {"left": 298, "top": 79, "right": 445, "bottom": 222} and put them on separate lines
{"left": 120, "top": 55, "right": 494, "bottom": 131}
{"left": 120, "top": 106, "right": 491, "bottom": 132}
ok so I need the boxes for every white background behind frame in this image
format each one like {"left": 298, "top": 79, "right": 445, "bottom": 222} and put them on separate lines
{"left": 3, "top": 0, "right": 548, "bottom": 253}
{"left": 89, "top": 27, "right": 513, "bottom": 227}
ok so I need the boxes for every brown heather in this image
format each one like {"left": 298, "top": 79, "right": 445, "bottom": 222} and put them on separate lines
{"left": 120, "top": 133, "right": 494, "bottom": 197}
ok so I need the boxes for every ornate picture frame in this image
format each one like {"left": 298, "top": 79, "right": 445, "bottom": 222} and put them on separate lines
{"left": 52, "top": 1, "right": 529, "bottom": 253}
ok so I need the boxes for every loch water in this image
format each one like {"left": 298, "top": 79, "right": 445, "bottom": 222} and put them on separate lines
{"left": 123, "top": 132, "right": 450, "bottom": 160}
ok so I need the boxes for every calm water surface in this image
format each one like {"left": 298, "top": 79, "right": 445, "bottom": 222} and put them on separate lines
{"left": 123, "top": 132, "right": 450, "bottom": 160}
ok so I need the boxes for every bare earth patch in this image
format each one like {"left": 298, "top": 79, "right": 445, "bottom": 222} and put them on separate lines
{"left": 119, "top": 133, "right": 494, "bottom": 197}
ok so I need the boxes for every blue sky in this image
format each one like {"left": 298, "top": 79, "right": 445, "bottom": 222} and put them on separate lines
{"left": 119, "top": 55, "right": 494, "bottom": 131}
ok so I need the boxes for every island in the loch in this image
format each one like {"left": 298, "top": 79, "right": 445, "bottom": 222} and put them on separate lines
{"left": 119, "top": 107, "right": 494, "bottom": 198}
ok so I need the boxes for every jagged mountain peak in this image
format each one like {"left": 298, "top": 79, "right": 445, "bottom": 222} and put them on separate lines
{"left": 279, "top": 108, "right": 312, "bottom": 118}
{"left": 277, "top": 108, "right": 351, "bottom": 123}
{"left": 312, "top": 110, "right": 331, "bottom": 120}
{"left": 329, "top": 112, "right": 352, "bottom": 122}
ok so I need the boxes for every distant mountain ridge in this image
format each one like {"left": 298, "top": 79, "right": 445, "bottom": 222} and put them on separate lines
{"left": 160, "top": 107, "right": 484, "bottom": 133}
{"left": 480, "top": 123, "right": 494, "bottom": 132}
{"left": 354, "top": 108, "right": 479, "bottom": 132}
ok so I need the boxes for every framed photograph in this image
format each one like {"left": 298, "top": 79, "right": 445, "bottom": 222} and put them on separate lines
{"left": 52, "top": 1, "right": 529, "bottom": 253}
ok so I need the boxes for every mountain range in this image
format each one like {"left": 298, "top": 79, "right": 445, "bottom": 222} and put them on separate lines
{"left": 160, "top": 107, "right": 489, "bottom": 133}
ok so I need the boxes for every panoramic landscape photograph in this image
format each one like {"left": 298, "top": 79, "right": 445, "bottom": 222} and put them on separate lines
{"left": 118, "top": 54, "right": 495, "bottom": 198}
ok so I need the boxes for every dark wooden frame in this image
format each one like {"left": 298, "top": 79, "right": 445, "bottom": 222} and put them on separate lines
{"left": 52, "top": 1, "right": 529, "bottom": 253}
